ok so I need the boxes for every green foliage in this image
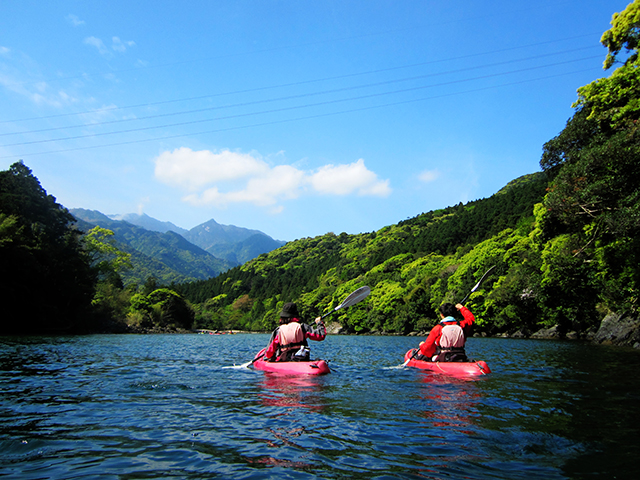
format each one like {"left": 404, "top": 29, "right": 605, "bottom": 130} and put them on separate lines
{"left": 84, "top": 226, "right": 133, "bottom": 280}
{"left": 177, "top": 170, "right": 548, "bottom": 335}
{"left": 601, "top": 0, "right": 640, "bottom": 69}
{"left": 147, "top": 288, "right": 195, "bottom": 329}
{"left": 0, "top": 162, "right": 96, "bottom": 333}
{"left": 539, "top": 4, "right": 640, "bottom": 321}
{"left": 4, "top": 4, "right": 638, "bottom": 338}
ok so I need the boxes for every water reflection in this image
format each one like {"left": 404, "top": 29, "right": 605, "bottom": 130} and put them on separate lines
{"left": 257, "top": 373, "right": 326, "bottom": 412}
{"left": 416, "top": 373, "right": 482, "bottom": 434}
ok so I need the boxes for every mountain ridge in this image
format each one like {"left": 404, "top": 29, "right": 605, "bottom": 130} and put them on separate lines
{"left": 70, "top": 209, "right": 286, "bottom": 284}
{"left": 104, "top": 212, "right": 286, "bottom": 264}
{"left": 71, "top": 209, "right": 236, "bottom": 284}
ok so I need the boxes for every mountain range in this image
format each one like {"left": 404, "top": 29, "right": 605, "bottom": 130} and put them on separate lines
{"left": 70, "top": 209, "right": 286, "bottom": 284}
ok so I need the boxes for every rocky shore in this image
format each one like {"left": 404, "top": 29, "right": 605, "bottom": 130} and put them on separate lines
{"left": 482, "top": 313, "right": 640, "bottom": 349}
{"left": 110, "top": 315, "right": 640, "bottom": 350}
{"left": 328, "top": 314, "right": 640, "bottom": 350}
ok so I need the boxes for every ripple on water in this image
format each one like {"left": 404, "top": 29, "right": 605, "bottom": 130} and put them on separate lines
{"left": 1, "top": 334, "right": 639, "bottom": 479}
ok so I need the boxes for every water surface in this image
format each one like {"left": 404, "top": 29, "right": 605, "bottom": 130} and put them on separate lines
{"left": 1, "top": 334, "right": 638, "bottom": 479}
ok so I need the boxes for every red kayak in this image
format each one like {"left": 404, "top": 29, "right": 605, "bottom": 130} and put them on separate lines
{"left": 403, "top": 349, "right": 491, "bottom": 376}
{"left": 251, "top": 348, "right": 330, "bottom": 375}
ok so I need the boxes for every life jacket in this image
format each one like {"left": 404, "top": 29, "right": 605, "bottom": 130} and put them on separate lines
{"left": 438, "top": 317, "right": 465, "bottom": 351}
{"left": 430, "top": 316, "right": 468, "bottom": 362}
{"left": 278, "top": 322, "right": 305, "bottom": 353}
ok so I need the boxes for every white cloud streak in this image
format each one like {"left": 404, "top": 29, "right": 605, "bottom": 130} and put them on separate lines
{"left": 112, "top": 37, "right": 135, "bottom": 52}
{"left": 84, "top": 36, "right": 109, "bottom": 56}
{"left": 418, "top": 169, "right": 440, "bottom": 183}
{"left": 154, "top": 148, "right": 391, "bottom": 210}
{"left": 66, "top": 14, "right": 85, "bottom": 27}
{"left": 84, "top": 36, "right": 135, "bottom": 56}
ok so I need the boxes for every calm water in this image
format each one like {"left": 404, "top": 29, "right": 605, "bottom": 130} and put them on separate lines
{"left": 1, "top": 334, "right": 639, "bottom": 479}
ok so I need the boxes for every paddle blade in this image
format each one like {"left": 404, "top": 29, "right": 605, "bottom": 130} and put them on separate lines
{"left": 471, "top": 265, "right": 496, "bottom": 293}
{"left": 221, "top": 361, "right": 252, "bottom": 369}
{"left": 336, "top": 286, "right": 371, "bottom": 310}
{"left": 321, "top": 286, "right": 371, "bottom": 319}
{"left": 460, "top": 266, "right": 495, "bottom": 304}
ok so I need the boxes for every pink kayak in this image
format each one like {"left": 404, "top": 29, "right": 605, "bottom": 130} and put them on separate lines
{"left": 403, "top": 349, "right": 491, "bottom": 376}
{"left": 252, "top": 348, "right": 330, "bottom": 375}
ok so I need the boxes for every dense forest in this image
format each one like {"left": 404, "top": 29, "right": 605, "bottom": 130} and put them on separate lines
{"left": 1, "top": 2, "right": 639, "bottom": 337}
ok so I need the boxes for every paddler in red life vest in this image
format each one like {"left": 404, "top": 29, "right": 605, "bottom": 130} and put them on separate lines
{"left": 264, "top": 302, "right": 327, "bottom": 362}
{"left": 415, "top": 303, "right": 474, "bottom": 362}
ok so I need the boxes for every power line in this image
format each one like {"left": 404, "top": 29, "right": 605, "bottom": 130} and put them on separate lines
{"left": 0, "top": 45, "right": 600, "bottom": 139}
{"left": 0, "top": 33, "right": 600, "bottom": 126}
{"left": 1, "top": 55, "right": 602, "bottom": 148}
{"left": 0, "top": 66, "right": 597, "bottom": 160}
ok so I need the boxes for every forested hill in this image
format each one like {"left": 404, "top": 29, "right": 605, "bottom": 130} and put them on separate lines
{"left": 177, "top": 172, "right": 549, "bottom": 334}
{"left": 2, "top": 2, "right": 637, "bottom": 339}
{"left": 72, "top": 209, "right": 236, "bottom": 284}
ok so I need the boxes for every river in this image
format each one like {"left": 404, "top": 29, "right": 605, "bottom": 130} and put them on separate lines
{"left": 1, "top": 334, "right": 639, "bottom": 479}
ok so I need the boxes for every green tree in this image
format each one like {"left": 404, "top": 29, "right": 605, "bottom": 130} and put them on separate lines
{"left": 0, "top": 162, "right": 96, "bottom": 333}
{"left": 540, "top": 2, "right": 640, "bottom": 317}
{"left": 84, "top": 226, "right": 133, "bottom": 288}
{"left": 146, "top": 288, "right": 195, "bottom": 330}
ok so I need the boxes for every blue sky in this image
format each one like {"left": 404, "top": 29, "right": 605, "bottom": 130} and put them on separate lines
{"left": 0, "top": 0, "right": 627, "bottom": 242}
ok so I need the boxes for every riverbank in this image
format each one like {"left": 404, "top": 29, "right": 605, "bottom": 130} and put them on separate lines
{"left": 330, "top": 313, "right": 640, "bottom": 350}
{"left": 90, "top": 312, "right": 640, "bottom": 350}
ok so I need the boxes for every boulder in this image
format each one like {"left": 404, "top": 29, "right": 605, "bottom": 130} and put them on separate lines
{"left": 325, "top": 321, "right": 345, "bottom": 335}
{"left": 593, "top": 313, "right": 640, "bottom": 348}
{"left": 510, "top": 329, "right": 528, "bottom": 339}
{"left": 530, "top": 325, "right": 561, "bottom": 339}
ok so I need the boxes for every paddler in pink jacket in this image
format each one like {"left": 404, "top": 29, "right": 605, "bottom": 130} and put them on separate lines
{"left": 265, "top": 302, "right": 326, "bottom": 362}
{"left": 417, "top": 303, "right": 474, "bottom": 362}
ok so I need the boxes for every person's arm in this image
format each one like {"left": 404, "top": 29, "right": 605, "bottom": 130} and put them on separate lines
{"left": 265, "top": 328, "right": 280, "bottom": 359}
{"left": 305, "top": 317, "right": 326, "bottom": 341}
{"left": 419, "top": 325, "right": 441, "bottom": 357}
{"left": 456, "top": 304, "right": 475, "bottom": 335}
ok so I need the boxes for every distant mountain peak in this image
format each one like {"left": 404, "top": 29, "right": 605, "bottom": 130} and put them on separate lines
{"left": 106, "top": 213, "right": 188, "bottom": 235}
{"left": 71, "top": 208, "right": 286, "bottom": 267}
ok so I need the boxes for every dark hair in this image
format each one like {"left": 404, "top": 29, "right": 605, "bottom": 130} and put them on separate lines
{"left": 439, "top": 303, "right": 457, "bottom": 318}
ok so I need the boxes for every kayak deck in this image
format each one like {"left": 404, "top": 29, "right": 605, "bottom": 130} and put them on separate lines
{"left": 252, "top": 348, "right": 330, "bottom": 375}
{"left": 404, "top": 349, "right": 491, "bottom": 376}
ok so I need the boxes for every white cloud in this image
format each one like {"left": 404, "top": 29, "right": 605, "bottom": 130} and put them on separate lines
{"left": 154, "top": 148, "right": 391, "bottom": 211}
{"left": 418, "top": 169, "right": 439, "bottom": 183}
{"left": 0, "top": 46, "right": 10, "bottom": 56}
{"left": 83, "top": 36, "right": 135, "bottom": 56}
{"left": 154, "top": 147, "right": 269, "bottom": 191}
{"left": 66, "top": 14, "right": 85, "bottom": 27}
{"left": 310, "top": 159, "right": 391, "bottom": 197}
{"left": 137, "top": 197, "right": 149, "bottom": 215}
{"left": 84, "top": 36, "right": 109, "bottom": 56}
{"left": 112, "top": 37, "right": 135, "bottom": 53}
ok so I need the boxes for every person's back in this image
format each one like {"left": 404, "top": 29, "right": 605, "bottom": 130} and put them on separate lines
{"left": 277, "top": 321, "right": 306, "bottom": 361}
{"left": 418, "top": 302, "right": 474, "bottom": 361}
{"left": 265, "top": 302, "right": 326, "bottom": 361}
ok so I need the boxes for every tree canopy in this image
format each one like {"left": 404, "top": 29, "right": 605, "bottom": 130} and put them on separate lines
{"left": 0, "top": 162, "right": 96, "bottom": 333}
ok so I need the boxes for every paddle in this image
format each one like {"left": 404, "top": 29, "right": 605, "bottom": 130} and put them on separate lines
{"left": 320, "top": 285, "right": 371, "bottom": 320}
{"left": 222, "top": 285, "right": 371, "bottom": 369}
{"left": 399, "top": 266, "right": 495, "bottom": 368}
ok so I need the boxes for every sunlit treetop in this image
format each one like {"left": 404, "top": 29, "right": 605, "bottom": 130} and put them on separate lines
{"left": 601, "top": 0, "right": 640, "bottom": 69}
